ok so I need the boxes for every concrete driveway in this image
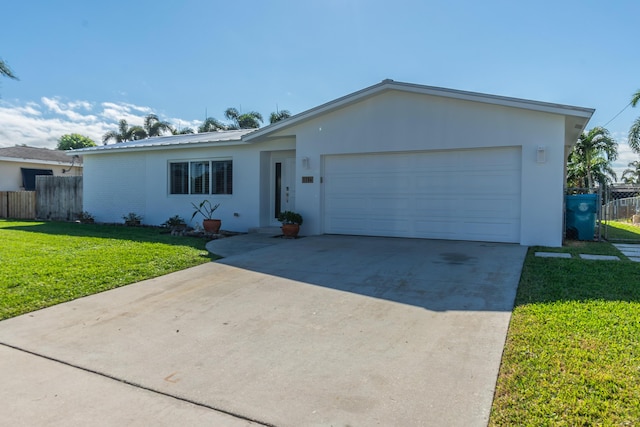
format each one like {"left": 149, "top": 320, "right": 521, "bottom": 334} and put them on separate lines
{"left": 0, "top": 235, "right": 527, "bottom": 426}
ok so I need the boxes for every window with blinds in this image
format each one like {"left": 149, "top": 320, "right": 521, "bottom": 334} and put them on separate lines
{"left": 169, "top": 160, "right": 232, "bottom": 195}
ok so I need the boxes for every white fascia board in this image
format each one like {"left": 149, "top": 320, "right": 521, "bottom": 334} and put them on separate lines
{"left": 244, "top": 80, "right": 595, "bottom": 142}
{"left": 75, "top": 139, "right": 252, "bottom": 156}
{"left": 0, "top": 156, "right": 78, "bottom": 166}
{"left": 386, "top": 81, "right": 595, "bottom": 118}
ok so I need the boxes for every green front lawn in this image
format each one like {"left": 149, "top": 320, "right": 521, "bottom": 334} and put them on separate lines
{"left": 490, "top": 242, "right": 640, "bottom": 425}
{"left": 3, "top": 220, "right": 640, "bottom": 424}
{"left": 603, "top": 220, "right": 640, "bottom": 241}
{"left": 0, "top": 220, "right": 214, "bottom": 320}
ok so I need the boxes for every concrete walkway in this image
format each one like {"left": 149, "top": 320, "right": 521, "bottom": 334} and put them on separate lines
{"left": 0, "top": 235, "right": 527, "bottom": 426}
{"left": 613, "top": 243, "right": 640, "bottom": 262}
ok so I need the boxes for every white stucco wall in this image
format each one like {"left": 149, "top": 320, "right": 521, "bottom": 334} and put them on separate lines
{"left": 82, "top": 89, "right": 579, "bottom": 247}
{"left": 279, "top": 90, "right": 568, "bottom": 246}
{"left": 0, "top": 160, "right": 82, "bottom": 191}
{"left": 83, "top": 139, "right": 294, "bottom": 230}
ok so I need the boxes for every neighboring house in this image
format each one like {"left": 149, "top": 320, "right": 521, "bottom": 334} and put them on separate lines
{"left": 75, "top": 80, "right": 593, "bottom": 247}
{"left": 0, "top": 145, "right": 82, "bottom": 191}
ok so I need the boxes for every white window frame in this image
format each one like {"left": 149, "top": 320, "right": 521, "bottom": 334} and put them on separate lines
{"left": 168, "top": 158, "right": 233, "bottom": 195}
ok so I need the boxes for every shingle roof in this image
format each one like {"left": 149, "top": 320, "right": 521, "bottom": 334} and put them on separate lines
{"left": 0, "top": 145, "right": 82, "bottom": 164}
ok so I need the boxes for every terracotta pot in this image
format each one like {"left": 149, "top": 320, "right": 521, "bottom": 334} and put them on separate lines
{"left": 281, "top": 223, "right": 300, "bottom": 238}
{"left": 203, "top": 219, "right": 221, "bottom": 233}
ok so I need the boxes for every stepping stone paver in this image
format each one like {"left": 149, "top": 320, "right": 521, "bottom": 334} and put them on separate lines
{"left": 535, "top": 252, "right": 572, "bottom": 258}
{"left": 612, "top": 244, "right": 640, "bottom": 262}
{"left": 579, "top": 254, "right": 620, "bottom": 261}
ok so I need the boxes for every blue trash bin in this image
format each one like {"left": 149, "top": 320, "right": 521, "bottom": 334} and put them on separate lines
{"left": 565, "top": 194, "right": 598, "bottom": 241}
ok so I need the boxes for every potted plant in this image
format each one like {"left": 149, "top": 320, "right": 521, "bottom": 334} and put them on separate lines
{"left": 277, "top": 210, "right": 303, "bottom": 238}
{"left": 162, "top": 215, "right": 187, "bottom": 232}
{"left": 191, "top": 200, "right": 221, "bottom": 233}
{"left": 122, "top": 212, "right": 142, "bottom": 226}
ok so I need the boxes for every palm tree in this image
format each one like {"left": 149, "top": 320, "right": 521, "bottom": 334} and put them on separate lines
{"left": 567, "top": 150, "right": 617, "bottom": 188}
{"left": 102, "top": 119, "right": 146, "bottom": 145}
{"left": 622, "top": 160, "right": 640, "bottom": 184}
{"left": 224, "top": 107, "right": 263, "bottom": 129}
{"left": 568, "top": 126, "right": 618, "bottom": 189}
{"left": 197, "top": 117, "right": 226, "bottom": 133}
{"left": 629, "top": 89, "right": 640, "bottom": 153}
{"left": 143, "top": 114, "right": 172, "bottom": 137}
{"left": 269, "top": 109, "right": 291, "bottom": 124}
{"left": 0, "top": 58, "right": 17, "bottom": 80}
{"left": 172, "top": 127, "right": 195, "bottom": 135}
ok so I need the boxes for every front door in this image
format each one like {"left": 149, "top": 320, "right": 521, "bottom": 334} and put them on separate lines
{"left": 273, "top": 157, "right": 296, "bottom": 224}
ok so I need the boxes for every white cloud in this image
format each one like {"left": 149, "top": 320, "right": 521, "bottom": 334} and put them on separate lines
{"left": 100, "top": 101, "right": 152, "bottom": 125}
{"left": 0, "top": 98, "right": 196, "bottom": 149}
{"left": 41, "top": 96, "right": 98, "bottom": 122}
{"left": 612, "top": 134, "right": 639, "bottom": 181}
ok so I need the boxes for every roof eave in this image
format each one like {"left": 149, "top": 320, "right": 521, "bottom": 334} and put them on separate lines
{"left": 243, "top": 79, "right": 595, "bottom": 142}
{"left": 74, "top": 139, "right": 251, "bottom": 155}
{"left": 0, "top": 156, "right": 80, "bottom": 166}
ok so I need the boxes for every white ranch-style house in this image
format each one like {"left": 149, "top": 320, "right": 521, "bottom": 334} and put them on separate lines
{"left": 74, "top": 80, "right": 593, "bottom": 247}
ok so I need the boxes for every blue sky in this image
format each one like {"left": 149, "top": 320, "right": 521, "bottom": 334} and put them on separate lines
{"left": 1, "top": 0, "right": 638, "bottom": 177}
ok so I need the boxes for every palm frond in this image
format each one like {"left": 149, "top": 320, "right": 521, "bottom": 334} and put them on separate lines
{"left": 0, "top": 59, "right": 18, "bottom": 80}
{"left": 631, "top": 89, "right": 640, "bottom": 108}
{"left": 628, "top": 117, "right": 640, "bottom": 154}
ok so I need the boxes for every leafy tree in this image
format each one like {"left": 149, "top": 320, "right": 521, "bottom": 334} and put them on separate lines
{"left": 198, "top": 117, "right": 226, "bottom": 133}
{"left": 0, "top": 58, "right": 18, "bottom": 80}
{"left": 269, "top": 109, "right": 291, "bottom": 124}
{"left": 57, "top": 134, "right": 96, "bottom": 150}
{"left": 622, "top": 160, "right": 640, "bottom": 184}
{"left": 143, "top": 114, "right": 172, "bottom": 137}
{"left": 102, "top": 119, "right": 146, "bottom": 145}
{"left": 628, "top": 89, "right": 640, "bottom": 153}
{"left": 224, "top": 107, "right": 263, "bottom": 129}
{"left": 567, "top": 127, "right": 618, "bottom": 189}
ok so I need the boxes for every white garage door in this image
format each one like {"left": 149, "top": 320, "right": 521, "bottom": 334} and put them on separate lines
{"left": 323, "top": 147, "right": 522, "bottom": 243}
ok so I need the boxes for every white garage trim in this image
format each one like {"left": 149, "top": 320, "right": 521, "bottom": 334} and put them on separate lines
{"left": 322, "top": 147, "right": 522, "bottom": 243}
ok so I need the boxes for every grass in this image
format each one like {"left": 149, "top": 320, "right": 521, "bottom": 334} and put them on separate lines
{"left": 603, "top": 220, "right": 640, "bottom": 242}
{"left": 3, "top": 219, "right": 640, "bottom": 424}
{"left": 0, "top": 220, "right": 215, "bottom": 320}
{"left": 489, "top": 241, "right": 640, "bottom": 426}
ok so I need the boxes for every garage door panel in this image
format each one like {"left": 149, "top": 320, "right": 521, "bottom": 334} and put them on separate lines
{"left": 325, "top": 198, "right": 368, "bottom": 212}
{"left": 464, "top": 173, "right": 520, "bottom": 193}
{"left": 323, "top": 148, "right": 521, "bottom": 243}
{"left": 332, "top": 175, "right": 416, "bottom": 192}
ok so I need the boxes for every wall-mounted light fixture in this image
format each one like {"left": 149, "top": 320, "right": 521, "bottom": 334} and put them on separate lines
{"left": 536, "top": 145, "right": 546, "bottom": 163}
{"left": 301, "top": 156, "right": 310, "bottom": 169}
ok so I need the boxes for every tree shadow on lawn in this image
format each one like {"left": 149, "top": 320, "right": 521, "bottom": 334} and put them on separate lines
{"left": 1, "top": 220, "right": 215, "bottom": 258}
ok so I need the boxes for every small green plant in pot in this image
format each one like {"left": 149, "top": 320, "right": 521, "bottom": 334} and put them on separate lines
{"left": 122, "top": 212, "right": 142, "bottom": 226}
{"left": 191, "top": 200, "right": 221, "bottom": 233}
{"left": 277, "top": 211, "right": 303, "bottom": 238}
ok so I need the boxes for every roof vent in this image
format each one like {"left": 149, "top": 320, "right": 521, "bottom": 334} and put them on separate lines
{"left": 382, "top": 79, "right": 394, "bottom": 83}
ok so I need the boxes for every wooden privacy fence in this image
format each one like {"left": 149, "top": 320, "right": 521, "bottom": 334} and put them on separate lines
{"left": 0, "top": 191, "right": 36, "bottom": 219}
{"left": 36, "top": 176, "right": 83, "bottom": 221}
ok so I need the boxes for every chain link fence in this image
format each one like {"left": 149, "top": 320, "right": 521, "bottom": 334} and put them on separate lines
{"left": 599, "top": 185, "right": 640, "bottom": 242}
